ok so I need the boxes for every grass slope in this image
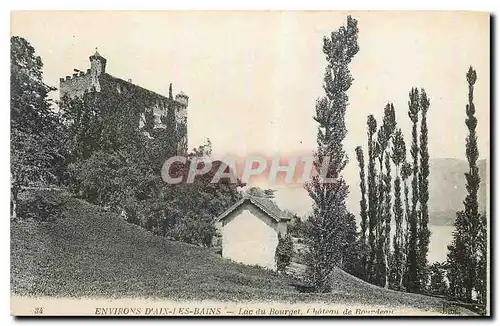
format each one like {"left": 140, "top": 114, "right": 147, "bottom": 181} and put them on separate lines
{"left": 10, "top": 194, "right": 473, "bottom": 314}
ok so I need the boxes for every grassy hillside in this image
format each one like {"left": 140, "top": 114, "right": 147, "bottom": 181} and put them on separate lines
{"left": 11, "top": 192, "right": 474, "bottom": 314}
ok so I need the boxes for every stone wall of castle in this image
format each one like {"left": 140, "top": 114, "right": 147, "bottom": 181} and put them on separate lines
{"left": 59, "top": 69, "right": 94, "bottom": 99}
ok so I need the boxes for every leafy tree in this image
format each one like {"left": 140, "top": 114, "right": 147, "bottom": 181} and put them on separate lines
{"left": 59, "top": 92, "right": 101, "bottom": 163}
{"left": 390, "top": 129, "right": 406, "bottom": 290}
{"left": 60, "top": 88, "right": 142, "bottom": 164}
{"left": 418, "top": 89, "right": 431, "bottom": 290}
{"left": 401, "top": 161, "right": 412, "bottom": 289}
{"left": 286, "top": 211, "right": 305, "bottom": 238}
{"left": 62, "top": 87, "right": 239, "bottom": 248}
{"left": 429, "top": 262, "right": 448, "bottom": 296}
{"left": 355, "top": 146, "right": 368, "bottom": 280}
{"left": 247, "top": 187, "right": 276, "bottom": 199}
{"left": 383, "top": 153, "right": 392, "bottom": 288}
{"left": 373, "top": 103, "right": 396, "bottom": 287}
{"left": 160, "top": 144, "right": 243, "bottom": 246}
{"left": 11, "top": 36, "right": 56, "bottom": 134}
{"left": 342, "top": 212, "right": 361, "bottom": 277}
{"left": 366, "top": 114, "right": 378, "bottom": 283}
{"left": 383, "top": 104, "right": 396, "bottom": 288}
{"left": 406, "top": 88, "right": 420, "bottom": 292}
{"left": 446, "top": 228, "right": 467, "bottom": 299}
{"left": 476, "top": 213, "right": 488, "bottom": 306}
{"left": 69, "top": 150, "right": 123, "bottom": 205}
{"left": 304, "top": 16, "right": 359, "bottom": 292}
{"left": 275, "top": 233, "right": 294, "bottom": 273}
{"left": 143, "top": 109, "right": 155, "bottom": 133}
{"left": 10, "top": 36, "right": 65, "bottom": 217}
{"left": 447, "top": 67, "right": 484, "bottom": 303}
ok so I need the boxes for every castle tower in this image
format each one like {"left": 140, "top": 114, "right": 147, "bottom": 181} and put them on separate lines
{"left": 175, "top": 91, "right": 189, "bottom": 107}
{"left": 88, "top": 50, "right": 107, "bottom": 92}
{"left": 174, "top": 91, "right": 188, "bottom": 154}
{"left": 89, "top": 50, "right": 107, "bottom": 74}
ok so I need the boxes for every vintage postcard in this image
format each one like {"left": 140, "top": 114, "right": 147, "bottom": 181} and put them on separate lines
{"left": 10, "top": 11, "right": 490, "bottom": 317}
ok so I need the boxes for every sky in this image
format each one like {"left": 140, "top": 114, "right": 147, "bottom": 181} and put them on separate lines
{"left": 11, "top": 11, "right": 490, "bottom": 218}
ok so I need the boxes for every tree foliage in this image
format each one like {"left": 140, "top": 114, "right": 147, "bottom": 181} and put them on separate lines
{"left": 447, "top": 67, "right": 486, "bottom": 308}
{"left": 55, "top": 56, "right": 240, "bottom": 249}
{"left": 418, "top": 89, "right": 431, "bottom": 290}
{"left": 406, "top": 88, "right": 420, "bottom": 292}
{"left": 10, "top": 36, "right": 66, "bottom": 217}
{"left": 390, "top": 129, "right": 406, "bottom": 290}
{"left": 429, "top": 262, "right": 448, "bottom": 296}
{"left": 366, "top": 114, "right": 378, "bottom": 283}
{"left": 304, "top": 16, "right": 359, "bottom": 292}
{"left": 355, "top": 145, "right": 368, "bottom": 280}
{"left": 275, "top": 233, "right": 294, "bottom": 273}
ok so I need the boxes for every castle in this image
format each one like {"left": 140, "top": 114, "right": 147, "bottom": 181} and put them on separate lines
{"left": 59, "top": 50, "right": 188, "bottom": 153}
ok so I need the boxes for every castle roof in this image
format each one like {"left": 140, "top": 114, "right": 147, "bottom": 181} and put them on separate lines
{"left": 89, "top": 50, "right": 107, "bottom": 62}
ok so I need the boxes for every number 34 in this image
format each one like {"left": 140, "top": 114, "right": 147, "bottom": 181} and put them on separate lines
{"left": 34, "top": 307, "right": 43, "bottom": 315}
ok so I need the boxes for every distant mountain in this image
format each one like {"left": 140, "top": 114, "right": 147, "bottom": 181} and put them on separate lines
{"left": 276, "top": 158, "right": 488, "bottom": 227}
{"left": 428, "top": 158, "right": 487, "bottom": 225}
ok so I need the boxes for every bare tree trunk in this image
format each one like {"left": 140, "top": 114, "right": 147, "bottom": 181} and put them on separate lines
{"left": 11, "top": 197, "right": 17, "bottom": 218}
{"left": 11, "top": 186, "right": 19, "bottom": 219}
{"left": 384, "top": 252, "right": 389, "bottom": 288}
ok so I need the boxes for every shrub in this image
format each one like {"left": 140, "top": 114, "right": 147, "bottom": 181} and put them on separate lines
{"left": 275, "top": 233, "right": 293, "bottom": 273}
{"left": 167, "top": 213, "right": 216, "bottom": 247}
{"left": 17, "top": 190, "right": 65, "bottom": 221}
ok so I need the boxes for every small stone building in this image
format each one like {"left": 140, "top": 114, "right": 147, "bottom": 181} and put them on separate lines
{"left": 215, "top": 195, "right": 290, "bottom": 270}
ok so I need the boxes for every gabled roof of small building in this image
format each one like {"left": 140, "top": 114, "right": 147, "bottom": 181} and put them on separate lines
{"left": 216, "top": 194, "right": 291, "bottom": 223}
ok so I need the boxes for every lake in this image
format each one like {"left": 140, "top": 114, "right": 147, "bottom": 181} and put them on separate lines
{"left": 428, "top": 225, "right": 454, "bottom": 263}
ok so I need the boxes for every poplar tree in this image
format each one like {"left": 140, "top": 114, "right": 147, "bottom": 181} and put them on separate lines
{"left": 366, "top": 114, "right": 378, "bottom": 284}
{"left": 447, "top": 67, "right": 483, "bottom": 303}
{"left": 375, "top": 104, "right": 396, "bottom": 287}
{"left": 406, "top": 88, "right": 420, "bottom": 292}
{"left": 383, "top": 105, "right": 396, "bottom": 288}
{"left": 391, "top": 129, "right": 406, "bottom": 289}
{"left": 383, "top": 153, "right": 392, "bottom": 288}
{"left": 418, "top": 89, "right": 431, "bottom": 290}
{"left": 401, "top": 161, "right": 412, "bottom": 289}
{"left": 355, "top": 146, "right": 368, "bottom": 280}
{"left": 304, "top": 16, "right": 359, "bottom": 292}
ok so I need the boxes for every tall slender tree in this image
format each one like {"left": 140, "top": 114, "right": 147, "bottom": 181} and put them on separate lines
{"left": 391, "top": 129, "right": 406, "bottom": 289}
{"left": 383, "top": 153, "right": 392, "bottom": 288}
{"left": 401, "top": 161, "right": 412, "bottom": 289}
{"left": 304, "top": 16, "right": 359, "bottom": 292}
{"left": 406, "top": 88, "right": 420, "bottom": 292}
{"left": 374, "top": 130, "right": 387, "bottom": 286}
{"left": 418, "top": 89, "right": 431, "bottom": 290}
{"left": 374, "top": 103, "right": 396, "bottom": 287}
{"left": 355, "top": 146, "right": 368, "bottom": 280}
{"left": 384, "top": 105, "right": 396, "bottom": 288}
{"left": 366, "top": 114, "right": 378, "bottom": 283}
{"left": 447, "top": 67, "right": 483, "bottom": 303}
